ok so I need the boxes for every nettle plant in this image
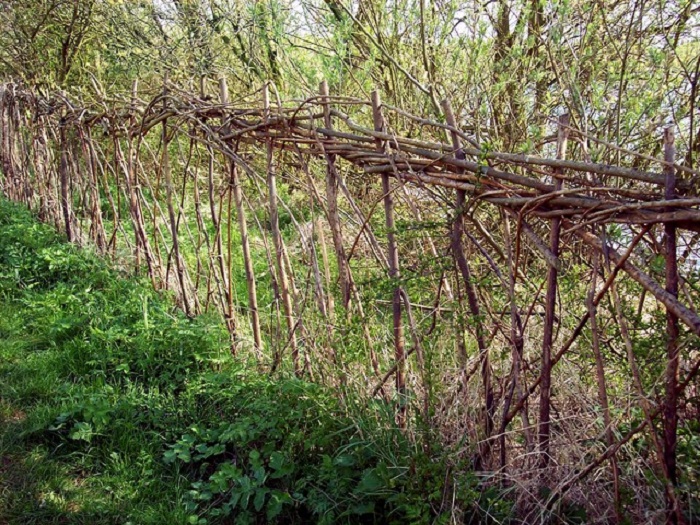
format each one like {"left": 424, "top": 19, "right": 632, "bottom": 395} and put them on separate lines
{"left": 163, "top": 376, "right": 460, "bottom": 525}
{"left": 165, "top": 424, "right": 295, "bottom": 523}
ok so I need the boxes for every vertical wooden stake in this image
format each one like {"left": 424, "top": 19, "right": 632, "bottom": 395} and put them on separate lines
{"left": 161, "top": 89, "right": 191, "bottom": 316}
{"left": 371, "top": 89, "right": 406, "bottom": 427}
{"left": 129, "top": 80, "right": 142, "bottom": 273}
{"left": 203, "top": 81, "right": 236, "bottom": 343}
{"left": 587, "top": 250, "right": 620, "bottom": 522}
{"left": 609, "top": 261, "right": 685, "bottom": 524}
{"left": 126, "top": 80, "right": 158, "bottom": 287}
{"left": 499, "top": 210, "right": 528, "bottom": 474}
{"left": 264, "top": 83, "right": 300, "bottom": 375}
{"left": 442, "top": 98, "right": 494, "bottom": 451}
{"left": 219, "top": 77, "right": 262, "bottom": 354}
{"left": 538, "top": 113, "right": 569, "bottom": 469}
{"left": 81, "top": 127, "right": 106, "bottom": 252}
{"left": 308, "top": 209, "right": 328, "bottom": 319}
{"left": 320, "top": 80, "right": 352, "bottom": 311}
{"left": 58, "top": 123, "right": 73, "bottom": 243}
{"left": 316, "top": 215, "right": 335, "bottom": 320}
{"left": 206, "top": 141, "right": 231, "bottom": 334}
{"left": 663, "top": 126, "right": 682, "bottom": 524}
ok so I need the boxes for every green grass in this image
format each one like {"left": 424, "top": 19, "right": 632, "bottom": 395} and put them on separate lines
{"left": 0, "top": 199, "right": 480, "bottom": 524}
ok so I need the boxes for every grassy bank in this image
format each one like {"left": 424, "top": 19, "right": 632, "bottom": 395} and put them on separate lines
{"left": 0, "top": 199, "right": 485, "bottom": 524}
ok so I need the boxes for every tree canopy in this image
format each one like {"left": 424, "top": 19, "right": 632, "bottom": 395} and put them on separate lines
{"left": 1, "top": 0, "right": 698, "bottom": 159}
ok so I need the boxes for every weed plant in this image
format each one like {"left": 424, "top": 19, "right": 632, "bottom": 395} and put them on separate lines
{"left": 0, "top": 200, "right": 486, "bottom": 524}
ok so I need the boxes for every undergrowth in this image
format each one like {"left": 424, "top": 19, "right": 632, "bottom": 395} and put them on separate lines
{"left": 0, "top": 199, "right": 490, "bottom": 524}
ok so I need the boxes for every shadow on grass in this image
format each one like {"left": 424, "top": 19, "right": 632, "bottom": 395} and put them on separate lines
{"left": 0, "top": 404, "right": 117, "bottom": 525}
{"left": 1, "top": 404, "right": 189, "bottom": 525}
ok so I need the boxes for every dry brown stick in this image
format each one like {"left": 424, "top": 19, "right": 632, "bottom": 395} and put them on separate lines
{"left": 125, "top": 81, "right": 144, "bottom": 271}
{"left": 132, "top": 127, "right": 161, "bottom": 278}
{"left": 399, "top": 287, "right": 430, "bottom": 424}
{"left": 498, "top": 211, "right": 529, "bottom": 474}
{"left": 58, "top": 123, "right": 73, "bottom": 243}
{"left": 175, "top": 137, "right": 203, "bottom": 315}
{"left": 205, "top": 147, "right": 228, "bottom": 315}
{"left": 89, "top": 136, "right": 122, "bottom": 258}
{"left": 320, "top": 81, "right": 352, "bottom": 310}
{"left": 586, "top": 250, "right": 621, "bottom": 522}
{"left": 306, "top": 209, "right": 330, "bottom": 324}
{"left": 78, "top": 126, "right": 106, "bottom": 252}
{"left": 372, "top": 89, "right": 406, "bottom": 427}
{"left": 264, "top": 84, "right": 300, "bottom": 376}
{"left": 68, "top": 132, "right": 88, "bottom": 241}
{"left": 442, "top": 98, "right": 494, "bottom": 446}
{"left": 206, "top": 126, "right": 235, "bottom": 340}
{"left": 115, "top": 132, "right": 157, "bottom": 286}
{"left": 300, "top": 123, "right": 388, "bottom": 269}
{"left": 295, "top": 150, "right": 336, "bottom": 321}
{"left": 538, "top": 113, "right": 569, "bottom": 469}
{"left": 315, "top": 215, "right": 334, "bottom": 320}
{"left": 608, "top": 262, "right": 684, "bottom": 524}
{"left": 161, "top": 92, "right": 192, "bottom": 316}
{"left": 139, "top": 141, "right": 179, "bottom": 288}
{"left": 351, "top": 281, "right": 384, "bottom": 386}
{"left": 662, "top": 127, "right": 683, "bottom": 525}
{"left": 371, "top": 345, "right": 417, "bottom": 398}
{"left": 219, "top": 78, "right": 262, "bottom": 354}
{"left": 345, "top": 190, "right": 388, "bottom": 268}
{"left": 575, "top": 228, "right": 700, "bottom": 336}
{"left": 201, "top": 163, "right": 225, "bottom": 315}
{"left": 191, "top": 142, "right": 214, "bottom": 305}
{"left": 392, "top": 161, "right": 454, "bottom": 301}
{"left": 336, "top": 173, "right": 389, "bottom": 269}
{"left": 517, "top": 216, "right": 560, "bottom": 271}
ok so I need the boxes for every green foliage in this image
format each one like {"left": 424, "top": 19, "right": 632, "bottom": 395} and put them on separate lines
{"left": 0, "top": 198, "right": 483, "bottom": 524}
{"left": 3, "top": 0, "right": 696, "bottom": 159}
{"left": 164, "top": 375, "right": 453, "bottom": 524}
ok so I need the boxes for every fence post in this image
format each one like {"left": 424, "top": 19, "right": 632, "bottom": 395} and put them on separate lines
{"left": 58, "top": 122, "right": 73, "bottom": 243}
{"left": 371, "top": 89, "right": 406, "bottom": 427}
{"left": 319, "top": 80, "right": 352, "bottom": 311}
{"left": 442, "top": 97, "right": 494, "bottom": 457}
{"left": 219, "top": 76, "right": 262, "bottom": 354}
{"left": 161, "top": 80, "right": 192, "bottom": 316}
{"left": 538, "top": 113, "right": 569, "bottom": 469}
{"left": 662, "top": 126, "right": 682, "bottom": 524}
{"left": 264, "top": 83, "right": 300, "bottom": 375}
